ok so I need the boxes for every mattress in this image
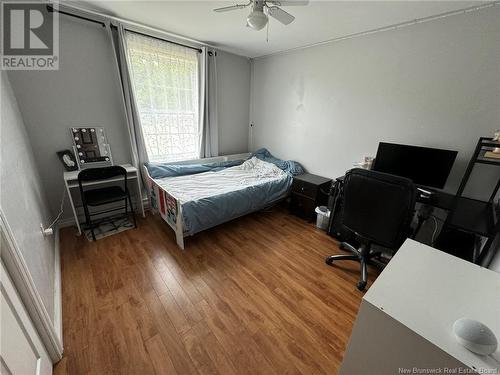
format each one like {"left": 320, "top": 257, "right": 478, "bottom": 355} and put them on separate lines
{"left": 154, "top": 157, "right": 293, "bottom": 235}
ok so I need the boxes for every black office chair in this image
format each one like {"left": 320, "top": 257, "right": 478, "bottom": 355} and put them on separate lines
{"left": 78, "top": 166, "right": 137, "bottom": 241}
{"left": 325, "top": 168, "right": 416, "bottom": 291}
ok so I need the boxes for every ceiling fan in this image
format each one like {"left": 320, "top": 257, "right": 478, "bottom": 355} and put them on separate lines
{"left": 213, "top": 0, "right": 309, "bottom": 31}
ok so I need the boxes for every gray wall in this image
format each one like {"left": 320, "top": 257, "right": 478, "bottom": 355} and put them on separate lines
{"left": 1, "top": 72, "right": 56, "bottom": 321}
{"left": 8, "top": 16, "right": 251, "bottom": 221}
{"left": 8, "top": 17, "right": 131, "bottom": 222}
{"left": 250, "top": 7, "right": 500, "bottom": 198}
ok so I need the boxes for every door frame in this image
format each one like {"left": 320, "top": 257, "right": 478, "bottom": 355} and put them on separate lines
{"left": 1, "top": 259, "right": 53, "bottom": 374}
{"left": 0, "top": 209, "right": 63, "bottom": 363}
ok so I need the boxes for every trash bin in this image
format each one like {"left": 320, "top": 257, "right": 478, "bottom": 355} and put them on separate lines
{"left": 315, "top": 206, "right": 330, "bottom": 230}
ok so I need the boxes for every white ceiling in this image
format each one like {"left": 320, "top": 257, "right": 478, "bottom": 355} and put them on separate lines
{"left": 71, "top": 1, "right": 486, "bottom": 58}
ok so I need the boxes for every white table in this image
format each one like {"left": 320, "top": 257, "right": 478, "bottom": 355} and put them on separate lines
{"left": 63, "top": 164, "right": 145, "bottom": 235}
{"left": 341, "top": 239, "right": 500, "bottom": 374}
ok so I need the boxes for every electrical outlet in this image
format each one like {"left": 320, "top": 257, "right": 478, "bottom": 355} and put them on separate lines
{"left": 40, "top": 224, "right": 53, "bottom": 237}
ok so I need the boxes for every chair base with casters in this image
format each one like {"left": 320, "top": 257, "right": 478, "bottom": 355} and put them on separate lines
{"left": 325, "top": 241, "right": 382, "bottom": 291}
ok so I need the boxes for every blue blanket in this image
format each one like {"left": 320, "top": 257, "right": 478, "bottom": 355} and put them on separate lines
{"left": 145, "top": 159, "right": 244, "bottom": 179}
{"left": 182, "top": 176, "right": 292, "bottom": 235}
{"left": 146, "top": 149, "right": 304, "bottom": 179}
{"left": 251, "top": 148, "right": 304, "bottom": 176}
{"left": 147, "top": 150, "right": 303, "bottom": 235}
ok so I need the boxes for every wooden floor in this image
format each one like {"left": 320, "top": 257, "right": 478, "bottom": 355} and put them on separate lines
{"left": 55, "top": 208, "right": 378, "bottom": 375}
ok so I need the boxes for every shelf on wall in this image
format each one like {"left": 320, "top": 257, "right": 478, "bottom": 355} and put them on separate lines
{"left": 476, "top": 151, "right": 500, "bottom": 165}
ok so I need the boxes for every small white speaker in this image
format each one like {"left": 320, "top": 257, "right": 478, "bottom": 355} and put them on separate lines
{"left": 453, "top": 318, "right": 498, "bottom": 356}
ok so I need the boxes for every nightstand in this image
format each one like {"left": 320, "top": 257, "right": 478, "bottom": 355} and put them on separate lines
{"left": 290, "top": 173, "right": 332, "bottom": 220}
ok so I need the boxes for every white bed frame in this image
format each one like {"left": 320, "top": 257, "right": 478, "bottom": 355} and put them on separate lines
{"left": 143, "top": 153, "right": 251, "bottom": 249}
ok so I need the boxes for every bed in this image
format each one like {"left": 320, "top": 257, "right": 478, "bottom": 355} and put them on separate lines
{"left": 144, "top": 149, "right": 303, "bottom": 249}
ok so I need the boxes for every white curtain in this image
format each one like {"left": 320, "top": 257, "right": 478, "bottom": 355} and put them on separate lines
{"left": 120, "top": 31, "right": 201, "bottom": 163}
{"left": 109, "top": 24, "right": 218, "bottom": 164}
{"left": 199, "top": 47, "right": 219, "bottom": 158}
{"left": 108, "top": 23, "right": 149, "bottom": 179}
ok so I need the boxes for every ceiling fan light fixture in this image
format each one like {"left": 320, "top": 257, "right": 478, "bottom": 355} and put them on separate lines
{"left": 246, "top": 10, "right": 268, "bottom": 30}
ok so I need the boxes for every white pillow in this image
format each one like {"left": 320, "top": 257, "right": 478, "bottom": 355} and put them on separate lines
{"left": 239, "top": 157, "right": 286, "bottom": 178}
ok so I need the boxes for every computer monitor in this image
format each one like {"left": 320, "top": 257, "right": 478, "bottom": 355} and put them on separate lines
{"left": 372, "top": 142, "right": 458, "bottom": 189}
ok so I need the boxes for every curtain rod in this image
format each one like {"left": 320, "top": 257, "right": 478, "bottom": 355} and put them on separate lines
{"left": 46, "top": 5, "right": 105, "bottom": 27}
{"left": 122, "top": 28, "right": 202, "bottom": 54}
{"left": 48, "top": 4, "right": 202, "bottom": 53}
{"left": 47, "top": 3, "right": 220, "bottom": 55}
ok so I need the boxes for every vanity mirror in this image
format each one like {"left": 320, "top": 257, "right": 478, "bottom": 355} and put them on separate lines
{"left": 71, "top": 127, "right": 113, "bottom": 169}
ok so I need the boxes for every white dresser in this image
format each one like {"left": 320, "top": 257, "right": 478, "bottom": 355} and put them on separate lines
{"left": 341, "top": 239, "right": 500, "bottom": 374}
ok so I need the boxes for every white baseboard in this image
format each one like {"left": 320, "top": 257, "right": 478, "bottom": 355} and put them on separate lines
{"left": 53, "top": 226, "right": 63, "bottom": 347}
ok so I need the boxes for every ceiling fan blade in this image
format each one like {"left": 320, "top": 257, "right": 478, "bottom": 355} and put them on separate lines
{"left": 213, "top": 3, "right": 250, "bottom": 12}
{"left": 267, "top": 6, "right": 295, "bottom": 25}
{"left": 267, "top": 0, "right": 308, "bottom": 6}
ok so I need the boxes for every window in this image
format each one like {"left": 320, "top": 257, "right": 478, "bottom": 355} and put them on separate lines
{"left": 125, "top": 32, "right": 200, "bottom": 162}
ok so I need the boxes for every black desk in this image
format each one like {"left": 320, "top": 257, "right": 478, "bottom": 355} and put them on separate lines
{"left": 414, "top": 188, "right": 455, "bottom": 210}
{"left": 328, "top": 175, "right": 453, "bottom": 241}
{"left": 328, "top": 174, "right": 498, "bottom": 264}
{"left": 332, "top": 175, "right": 455, "bottom": 208}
